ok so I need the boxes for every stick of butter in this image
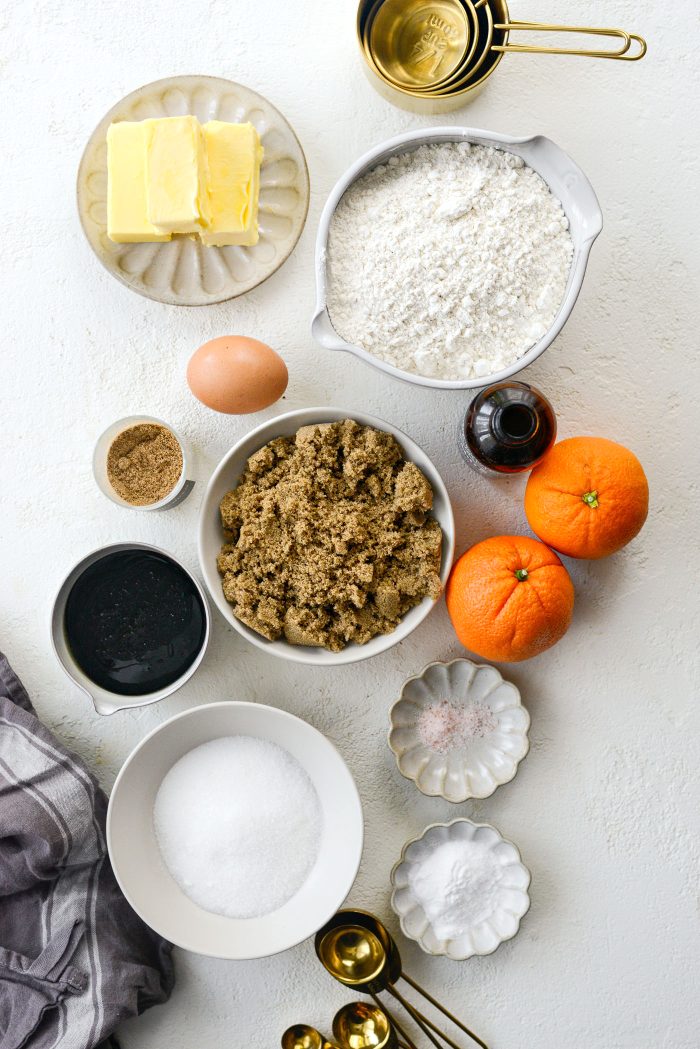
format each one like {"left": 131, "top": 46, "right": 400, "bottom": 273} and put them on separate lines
{"left": 145, "top": 116, "right": 210, "bottom": 234}
{"left": 200, "top": 121, "right": 263, "bottom": 247}
{"left": 106, "top": 122, "right": 172, "bottom": 244}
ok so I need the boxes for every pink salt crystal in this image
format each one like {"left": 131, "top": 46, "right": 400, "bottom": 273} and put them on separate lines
{"left": 417, "top": 699, "right": 496, "bottom": 754}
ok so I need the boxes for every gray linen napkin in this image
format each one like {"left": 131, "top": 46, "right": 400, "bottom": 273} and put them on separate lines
{"left": 0, "top": 653, "right": 174, "bottom": 1049}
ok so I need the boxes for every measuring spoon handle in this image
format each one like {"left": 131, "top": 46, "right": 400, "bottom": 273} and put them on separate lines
{"left": 400, "top": 972, "right": 489, "bottom": 1049}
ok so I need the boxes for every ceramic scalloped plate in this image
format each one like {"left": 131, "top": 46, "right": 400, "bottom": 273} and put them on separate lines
{"left": 390, "top": 818, "right": 531, "bottom": 960}
{"left": 77, "top": 75, "right": 310, "bottom": 305}
{"left": 388, "top": 658, "right": 530, "bottom": 802}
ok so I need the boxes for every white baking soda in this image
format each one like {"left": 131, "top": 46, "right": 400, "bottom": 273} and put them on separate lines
{"left": 408, "top": 838, "right": 503, "bottom": 940}
{"left": 326, "top": 141, "right": 574, "bottom": 381}
{"left": 153, "top": 736, "right": 322, "bottom": 918}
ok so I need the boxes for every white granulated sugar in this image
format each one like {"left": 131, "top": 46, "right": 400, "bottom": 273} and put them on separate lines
{"left": 408, "top": 838, "right": 504, "bottom": 940}
{"left": 153, "top": 736, "right": 322, "bottom": 919}
{"left": 326, "top": 142, "right": 574, "bottom": 380}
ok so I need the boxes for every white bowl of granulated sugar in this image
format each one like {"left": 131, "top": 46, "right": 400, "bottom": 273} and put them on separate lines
{"left": 312, "top": 127, "right": 603, "bottom": 389}
{"left": 107, "top": 702, "right": 363, "bottom": 959}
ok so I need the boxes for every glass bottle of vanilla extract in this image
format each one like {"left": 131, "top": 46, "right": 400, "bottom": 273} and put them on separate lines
{"left": 458, "top": 381, "right": 557, "bottom": 475}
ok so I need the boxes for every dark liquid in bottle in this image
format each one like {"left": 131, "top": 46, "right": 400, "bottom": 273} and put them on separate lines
{"left": 64, "top": 550, "right": 206, "bottom": 696}
{"left": 459, "top": 381, "right": 557, "bottom": 475}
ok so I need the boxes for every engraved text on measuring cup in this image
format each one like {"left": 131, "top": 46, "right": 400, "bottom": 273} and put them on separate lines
{"left": 410, "top": 13, "right": 459, "bottom": 77}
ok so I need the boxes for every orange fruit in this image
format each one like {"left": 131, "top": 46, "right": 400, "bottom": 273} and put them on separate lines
{"left": 524, "top": 436, "right": 649, "bottom": 559}
{"left": 446, "top": 535, "right": 574, "bottom": 663}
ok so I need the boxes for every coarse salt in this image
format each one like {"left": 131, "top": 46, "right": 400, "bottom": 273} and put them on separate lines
{"left": 153, "top": 736, "right": 322, "bottom": 919}
{"left": 418, "top": 699, "right": 496, "bottom": 754}
{"left": 326, "top": 141, "right": 574, "bottom": 381}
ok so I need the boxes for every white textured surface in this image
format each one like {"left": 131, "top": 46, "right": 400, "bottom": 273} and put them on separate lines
{"left": 1, "top": 1, "right": 699, "bottom": 1047}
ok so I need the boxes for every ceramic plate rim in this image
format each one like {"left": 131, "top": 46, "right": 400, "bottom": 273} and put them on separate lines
{"left": 387, "top": 657, "right": 531, "bottom": 801}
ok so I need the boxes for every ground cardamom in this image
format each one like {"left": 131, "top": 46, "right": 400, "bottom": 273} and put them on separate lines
{"left": 106, "top": 423, "right": 183, "bottom": 506}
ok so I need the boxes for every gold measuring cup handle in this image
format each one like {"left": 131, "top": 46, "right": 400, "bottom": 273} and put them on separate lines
{"left": 492, "top": 21, "right": 647, "bottom": 60}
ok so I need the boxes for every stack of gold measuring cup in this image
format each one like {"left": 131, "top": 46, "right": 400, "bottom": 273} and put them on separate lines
{"left": 357, "top": 0, "right": 646, "bottom": 113}
{"left": 282, "top": 909, "right": 491, "bottom": 1049}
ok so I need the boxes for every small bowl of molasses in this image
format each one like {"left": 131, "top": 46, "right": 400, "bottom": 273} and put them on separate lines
{"left": 51, "top": 542, "right": 210, "bottom": 715}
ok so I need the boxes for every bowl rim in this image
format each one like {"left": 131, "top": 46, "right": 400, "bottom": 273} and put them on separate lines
{"left": 389, "top": 816, "right": 532, "bottom": 960}
{"left": 197, "top": 406, "right": 455, "bottom": 666}
{"left": 312, "top": 125, "right": 603, "bottom": 389}
{"left": 387, "top": 657, "right": 531, "bottom": 801}
{"left": 106, "top": 700, "right": 365, "bottom": 959}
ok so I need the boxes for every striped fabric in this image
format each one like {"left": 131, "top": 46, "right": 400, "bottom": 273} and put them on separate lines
{"left": 0, "top": 655, "right": 174, "bottom": 1049}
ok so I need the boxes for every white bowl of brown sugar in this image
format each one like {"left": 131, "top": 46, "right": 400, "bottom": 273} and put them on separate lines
{"left": 198, "top": 407, "right": 455, "bottom": 666}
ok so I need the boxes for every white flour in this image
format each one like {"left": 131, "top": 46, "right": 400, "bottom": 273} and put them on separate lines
{"left": 326, "top": 142, "right": 574, "bottom": 381}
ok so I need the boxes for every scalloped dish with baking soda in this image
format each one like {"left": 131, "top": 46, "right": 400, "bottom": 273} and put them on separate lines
{"left": 216, "top": 419, "right": 443, "bottom": 650}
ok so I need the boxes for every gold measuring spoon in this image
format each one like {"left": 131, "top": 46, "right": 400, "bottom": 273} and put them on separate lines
{"left": 281, "top": 1024, "right": 341, "bottom": 1049}
{"left": 333, "top": 1001, "right": 407, "bottom": 1049}
{"left": 316, "top": 910, "right": 489, "bottom": 1049}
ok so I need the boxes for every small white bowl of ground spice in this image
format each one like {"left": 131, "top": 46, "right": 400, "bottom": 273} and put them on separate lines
{"left": 389, "top": 658, "right": 530, "bottom": 802}
{"left": 94, "top": 416, "right": 193, "bottom": 510}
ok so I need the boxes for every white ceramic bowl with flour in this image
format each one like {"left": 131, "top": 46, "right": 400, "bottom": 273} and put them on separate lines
{"left": 312, "top": 127, "right": 603, "bottom": 390}
{"left": 107, "top": 702, "right": 363, "bottom": 959}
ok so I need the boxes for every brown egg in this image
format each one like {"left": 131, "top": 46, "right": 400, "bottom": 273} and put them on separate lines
{"left": 187, "top": 336, "right": 288, "bottom": 414}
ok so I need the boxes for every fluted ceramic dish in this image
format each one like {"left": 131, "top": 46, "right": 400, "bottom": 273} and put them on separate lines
{"left": 77, "top": 75, "right": 309, "bottom": 305}
{"left": 389, "top": 658, "right": 529, "bottom": 802}
{"left": 391, "top": 818, "right": 531, "bottom": 960}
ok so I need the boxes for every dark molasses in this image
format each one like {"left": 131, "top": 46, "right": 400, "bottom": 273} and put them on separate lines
{"left": 64, "top": 549, "right": 206, "bottom": 696}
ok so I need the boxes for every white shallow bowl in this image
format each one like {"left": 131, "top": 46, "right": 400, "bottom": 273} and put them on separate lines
{"left": 391, "top": 818, "right": 531, "bottom": 960}
{"left": 107, "top": 702, "right": 363, "bottom": 959}
{"left": 389, "top": 659, "right": 530, "bottom": 802}
{"left": 198, "top": 407, "right": 455, "bottom": 666}
{"left": 312, "top": 126, "right": 603, "bottom": 389}
{"left": 77, "top": 75, "right": 309, "bottom": 305}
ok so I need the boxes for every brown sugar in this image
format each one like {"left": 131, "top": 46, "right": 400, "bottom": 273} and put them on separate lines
{"left": 217, "top": 419, "right": 443, "bottom": 651}
{"left": 107, "top": 423, "right": 183, "bottom": 506}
